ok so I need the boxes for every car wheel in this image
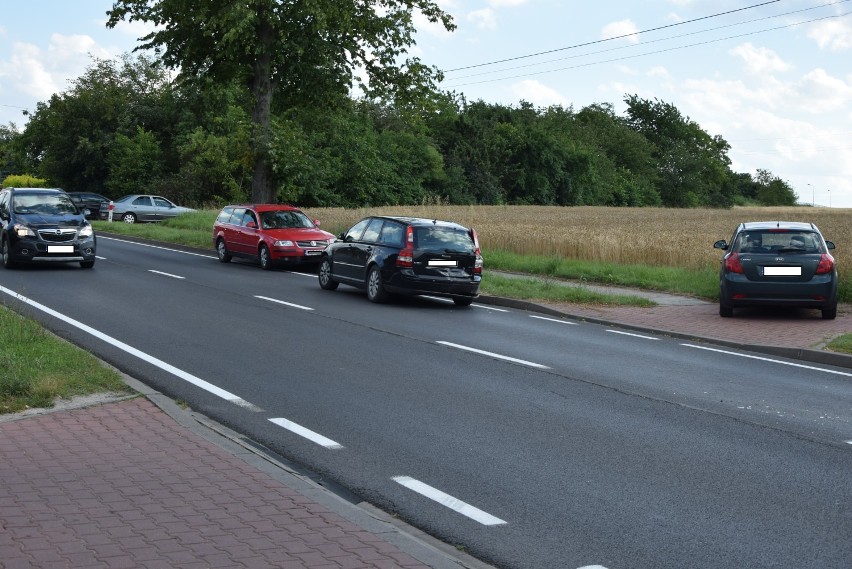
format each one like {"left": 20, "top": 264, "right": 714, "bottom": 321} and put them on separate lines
{"left": 719, "top": 303, "right": 733, "bottom": 317}
{"left": 122, "top": 212, "right": 137, "bottom": 224}
{"left": 80, "top": 260, "right": 95, "bottom": 269}
{"left": 1, "top": 237, "right": 16, "bottom": 269}
{"left": 366, "top": 265, "right": 388, "bottom": 303}
{"left": 453, "top": 297, "right": 474, "bottom": 307}
{"left": 318, "top": 258, "right": 339, "bottom": 290}
{"left": 216, "top": 239, "right": 232, "bottom": 263}
{"left": 259, "top": 244, "right": 272, "bottom": 270}
{"left": 822, "top": 305, "right": 837, "bottom": 320}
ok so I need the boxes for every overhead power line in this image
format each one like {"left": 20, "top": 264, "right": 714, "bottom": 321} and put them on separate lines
{"left": 444, "top": 0, "right": 783, "bottom": 73}
{"left": 442, "top": 9, "right": 852, "bottom": 89}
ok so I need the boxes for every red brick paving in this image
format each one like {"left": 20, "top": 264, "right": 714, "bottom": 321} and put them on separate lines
{"left": 546, "top": 301, "right": 852, "bottom": 349}
{"left": 0, "top": 398, "right": 432, "bottom": 569}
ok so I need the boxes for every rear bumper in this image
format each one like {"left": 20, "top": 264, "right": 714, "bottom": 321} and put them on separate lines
{"left": 721, "top": 273, "right": 837, "bottom": 308}
{"left": 385, "top": 271, "right": 481, "bottom": 299}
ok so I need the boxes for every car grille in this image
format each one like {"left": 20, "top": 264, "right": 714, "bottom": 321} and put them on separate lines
{"left": 38, "top": 228, "right": 78, "bottom": 242}
{"left": 296, "top": 239, "right": 329, "bottom": 248}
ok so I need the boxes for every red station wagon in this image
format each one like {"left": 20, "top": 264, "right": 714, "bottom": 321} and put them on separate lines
{"left": 213, "top": 204, "right": 335, "bottom": 269}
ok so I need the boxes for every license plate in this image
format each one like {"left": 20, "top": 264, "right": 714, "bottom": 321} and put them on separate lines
{"left": 305, "top": 250, "right": 322, "bottom": 256}
{"left": 48, "top": 246, "right": 74, "bottom": 254}
{"left": 764, "top": 266, "right": 801, "bottom": 276}
{"left": 428, "top": 260, "right": 457, "bottom": 267}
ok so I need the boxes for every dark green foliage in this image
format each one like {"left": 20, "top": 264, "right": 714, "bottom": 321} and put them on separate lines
{"left": 3, "top": 49, "right": 794, "bottom": 209}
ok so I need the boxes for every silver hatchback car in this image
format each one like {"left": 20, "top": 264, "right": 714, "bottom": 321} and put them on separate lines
{"left": 713, "top": 221, "right": 838, "bottom": 319}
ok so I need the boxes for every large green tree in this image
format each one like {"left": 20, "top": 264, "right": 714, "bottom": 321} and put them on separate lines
{"left": 107, "top": 0, "right": 455, "bottom": 204}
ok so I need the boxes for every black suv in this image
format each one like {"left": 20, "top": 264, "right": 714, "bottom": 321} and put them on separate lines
{"left": 0, "top": 188, "right": 97, "bottom": 269}
{"left": 318, "top": 216, "right": 482, "bottom": 305}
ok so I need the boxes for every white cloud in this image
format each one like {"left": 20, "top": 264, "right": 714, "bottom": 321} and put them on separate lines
{"left": 468, "top": 8, "right": 497, "bottom": 31}
{"left": 647, "top": 66, "right": 670, "bottom": 78}
{"left": 729, "top": 42, "right": 791, "bottom": 75}
{"left": 807, "top": 20, "right": 852, "bottom": 51}
{"left": 508, "top": 80, "right": 568, "bottom": 107}
{"left": 601, "top": 20, "right": 640, "bottom": 43}
{"left": 798, "top": 68, "right": 852, "bottom": 113}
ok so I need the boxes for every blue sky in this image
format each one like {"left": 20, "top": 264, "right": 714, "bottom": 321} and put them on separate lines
{"left": 1, "top": 0, "right": 851, "bottom": 207}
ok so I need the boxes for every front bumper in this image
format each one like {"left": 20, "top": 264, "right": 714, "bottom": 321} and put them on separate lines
{"left": 8, "top": 236, "right": 97, "bottom": 263}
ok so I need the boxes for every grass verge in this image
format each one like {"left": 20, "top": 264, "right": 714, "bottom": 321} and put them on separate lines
{"left": 825, "top": 334, "right": 852, "bottom": 355}
{"left": 0, "top": 304, "right": 131, "bottom": 414}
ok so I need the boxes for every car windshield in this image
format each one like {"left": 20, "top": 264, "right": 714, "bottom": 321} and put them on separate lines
{"left": 414, "top": 227, "right": 475, "bottom": 253}
{"left": 260, "top": 210, "right": 313, "bottom": 229}
{"left": 13, "top": 193, "right": 79, "bottom": 215}
{"left": 734, "top": 230, "right": 822, "bottom": 254}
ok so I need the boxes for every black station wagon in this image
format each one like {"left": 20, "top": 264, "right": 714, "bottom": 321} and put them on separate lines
{"left": 713, "top": 221, "right": 837, "bottom": 319}
{"left": 318, "top": 216, "right": 482, "bottom": 306}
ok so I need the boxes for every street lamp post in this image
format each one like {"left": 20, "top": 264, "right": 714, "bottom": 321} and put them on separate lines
{"left": 808, "top": 183, "right": 814, "bottom": 206}
{"left": 828, "top": 189, "right": 831, "bottom": 208}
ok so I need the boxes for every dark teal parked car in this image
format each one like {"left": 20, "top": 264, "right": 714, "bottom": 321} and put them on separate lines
{"left": 713, "top": 221, "right": 837, "bottom": 319}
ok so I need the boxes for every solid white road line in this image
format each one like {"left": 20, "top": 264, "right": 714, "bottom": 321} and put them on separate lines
{"left": 100, "top": 235, "right": 214, "bottom": 258}
{"left": 437, "top": 341, "right": 550, "bottom": 369}
{"left": 683, "top": 344, "right": 852, "bottom": 377}
{"left": 148, "top": 270, "right": 185, "bottom": 279}
{"left": 529, "top": 315, "right": 579, "bottom": 325}
{"left": 607, "top": 330, "right": 659, "bottom": 340}
{"left": 473, "top": 304, "right": 509, "bottom": 312}
{"left": 268, "top": 418, "right": 343, "bottom": 449}
{"left": 0, "top": 285, "right": 261, "bottom": 411}
{"left": 255, "top": 295, "right": 314, "bottom": 311}
{"left": 392, "top": 476, "right": 507, "bottom": 526}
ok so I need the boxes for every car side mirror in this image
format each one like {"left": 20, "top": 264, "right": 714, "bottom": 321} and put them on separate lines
{"left": 247, "top": 221, "right": 257, "bottom": 229}
{"left": 713, "top": 240, "right": 728, "bottom": 250}
{"left": 825, "top": 240, "right": 835, "bottom": 250}
{"left": 338, "top": 232, "right": 346, "bottom": 240}
{"left": 313, "top": 219, "right": 321, "bottom": 227}
{"left": 84, "top": 209, "right": 91, "bottom": 216}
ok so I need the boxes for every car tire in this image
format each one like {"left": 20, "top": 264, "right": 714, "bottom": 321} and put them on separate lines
{"left": 122, "top": 212, "right": 137, "bottom": 224}
{"left": 822, "top": 305, "right": 837, "bottom": 320}
{"left": 719, "top": 303, "right": 733, "bottom": 317}
{"left": 259, "top": 244, "right": 272, "bottom": 270}
{"left": 1, "top": 237, "right": 16, "bottom": 269}
{"left": 318, "top": 258, "right": 339, "bottom": 290}
{"left": 80, "top": 260, "right": 95, "bottom": 269}
{"left": 366, "top": 265, "right": 389, "bottom": 303}
{"left": 216, "top": 239, "right": 232, "bottom": 263}
{"left": 453, "top": 297, "right": 474, "bottom": 307}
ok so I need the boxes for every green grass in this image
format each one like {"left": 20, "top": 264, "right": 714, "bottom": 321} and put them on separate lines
{"left": 825, "top": 334, "right": 852, "bottom": 355}
{"left": 0, "top": 304, "right": 132, "bottom": 414}
{"left": 480, "top": 274, "right": 655, "bottom": 306}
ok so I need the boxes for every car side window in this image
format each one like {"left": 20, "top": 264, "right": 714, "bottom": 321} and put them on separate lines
{"left": 0, "top": 192, "right": 9, "bottom": 219}
{"left": 132, "top": 196, "right": 150, "bottom": 206}
{"left": 378, "top": 222, "right": 404, "bottom": 247}
{"left": 216, "top": 207, "right": 235, "bottom": 224}
{"left": 344, "top": 219, "right": 371, "bottom": 242}
{"left": 153, "top": 197, "right": 173, "bottom": 208}
{"left": 361, "top": 218, "right": 384, "bottom": 243}
{"left": 242, "top": 211, "right": 258, "bottom": 227}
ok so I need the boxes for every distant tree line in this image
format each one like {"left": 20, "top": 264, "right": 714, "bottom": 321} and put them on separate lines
{"left": 0, "top": 54, "right": 797, "bottom": 209}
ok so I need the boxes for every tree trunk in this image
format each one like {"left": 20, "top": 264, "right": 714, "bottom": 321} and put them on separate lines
{"left": 250, "top": 18, "right": 275, "bottom": 204}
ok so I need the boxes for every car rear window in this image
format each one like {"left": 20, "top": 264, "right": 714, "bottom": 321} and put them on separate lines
{"left": 414, "top": 227, "right": 475, "bottom": 253}
{"left": 735, "top": 230, "right": 822, "bottom": 254}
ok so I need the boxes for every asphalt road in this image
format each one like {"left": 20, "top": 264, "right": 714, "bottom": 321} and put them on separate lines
{"left": 1, "top": 235, "right": 850, "bottom": 569}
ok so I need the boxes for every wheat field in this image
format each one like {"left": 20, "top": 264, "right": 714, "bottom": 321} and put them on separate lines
{"left": 303, "top": 205, "right": 850, "bottom": 274}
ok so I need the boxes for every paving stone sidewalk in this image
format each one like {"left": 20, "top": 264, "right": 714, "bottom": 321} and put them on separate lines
{"left": 0, "top": 394, "right": 479, "bottom": 569}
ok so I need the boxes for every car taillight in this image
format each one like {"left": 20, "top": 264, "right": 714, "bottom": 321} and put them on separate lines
{"left": 471, "top": 228, "right": 483, "bottom": 275}
{"left": 397, "top": 226, "right": 415, "bottom": 268}
{"left": 815, "top": 253, "right": 835, "bottom": 274}
{"left": 724, "top": 253, "right": 744, "bottom": 274}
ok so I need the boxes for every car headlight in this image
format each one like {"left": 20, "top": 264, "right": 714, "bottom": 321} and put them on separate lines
{"left": 13, "top": 223, "right": 35, "bottom": 238}
{"left": 79, "top": 224, "right": 94, "bottom": 238}
{"left": 273, "top": 240, "right": 295, "bottom": 247}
